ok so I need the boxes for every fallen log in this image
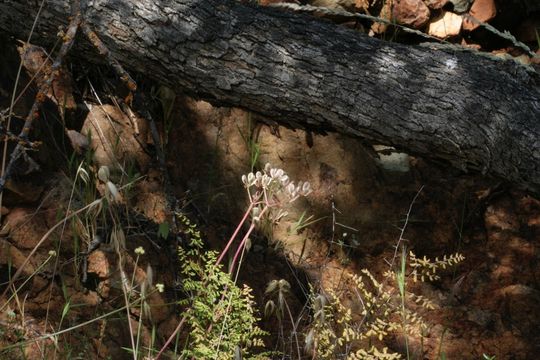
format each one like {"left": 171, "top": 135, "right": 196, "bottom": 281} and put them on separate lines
{"left": 0, "top": 0, "right": 539, "bottom": 191}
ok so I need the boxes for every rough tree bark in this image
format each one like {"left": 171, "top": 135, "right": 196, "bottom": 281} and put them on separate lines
{"left": 0, "top": 0, "right": 539, "bottom": 191}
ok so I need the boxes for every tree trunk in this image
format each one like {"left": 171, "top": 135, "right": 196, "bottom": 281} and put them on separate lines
{"left": 0, "top": 0, "right": 539, "bottom": 191}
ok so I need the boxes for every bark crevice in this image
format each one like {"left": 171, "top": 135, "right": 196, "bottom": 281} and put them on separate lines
{"left": 0, "top": 0, "right": 539, "bottom": 190}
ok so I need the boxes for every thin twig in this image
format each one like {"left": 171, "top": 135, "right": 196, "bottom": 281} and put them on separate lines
{"left": 81, "top": 22, "right": 137, "bottom": 103}
{"left": 0, "top": 0, "right": 82, "bottom": 195}
{"left": 389, "top": 185, "right": 424, "bottom": 269}
{"left": 0, "top": 0, "right": 48, "bottom": 223}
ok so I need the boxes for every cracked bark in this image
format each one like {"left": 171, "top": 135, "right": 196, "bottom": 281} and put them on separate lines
{"left": 0, "top": 0, "right": 539, "bottom": 191}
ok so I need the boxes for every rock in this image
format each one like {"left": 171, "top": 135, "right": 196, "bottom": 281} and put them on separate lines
{"left": 81, "top": 104, "right": 150, "bottom": 173}
{"left": 311, "top": 0, "right": 356, "bottom": 11}
{"left": 514, "top": 54, "right": 531, "bottom": 65}
{"left": 423, "top": 0, "right": 449, "bottom": 9}
{"left": 428, "top": 11, "right": 463, "bottom": 38}
{"left": 531, "top": 51, "right": 540, "bottom": 65}
{"left": 18, "top": 44, "right": 77, "bottom": 112}
{"left": 0, "top": 238, "right": 36, "bottom": 277}
{"left": 370, "top": 0, "right": 392, "bottom": 34}
{"left": 462, "top": 0, "right": 497, "bottom": 31}
{"left": 70, "top": 288, "right": 101, "bottom": 307}
{"left": 87, "top": 250, "right": 112, "bottom": 279}
{"left": 133, "top": 183, "right": 169, "bottom": 223}
{"left": 496, "top": 285, "right": 540, "bottom": 335}
{"left": 392, "top": 0, "right": 431, "bottom": 29}
{"left": 518, "top": 195, "right": 540, "bottom": 228}
{"left": 449, "top": 0, "right": 473, "bottom": 13}
{"left": 355, "top": 0, "right": 370, "bottom": 12}
{"left": 3, "top": 207, "right": 51, "bottom": 249}
{"left": 373, "top": 145, "right": 410, "bottom": 172}
{"left": 146, "top": 290, "right": 170, "bottom": 324}
{"left": 158, "top": 315, "right": 183, "bottom": 341}
{"left": 4, "top": 179, "right": 44, "bottom": 203}
{"left": 92, "top": 339, "right": 109, "bottom": 359}
{"left": 484, "top": 200, "right": 519, "bottom": 232}
{"left": 66, "top": 129, "right": 90, "bottom": 154}
{"left": 467, "top": 308, "right": 495, "bottom": 327}
{"left": 461, "top": 37, "right": 482, "bottom": 50}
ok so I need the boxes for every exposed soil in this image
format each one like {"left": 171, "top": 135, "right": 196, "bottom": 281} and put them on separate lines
{"left": 0, "top": 1, "right": 539, "bottom": 358}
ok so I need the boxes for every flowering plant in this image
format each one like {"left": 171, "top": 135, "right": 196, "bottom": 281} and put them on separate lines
{"left": 217, "top": 163, "right": 312, "bottom": 273}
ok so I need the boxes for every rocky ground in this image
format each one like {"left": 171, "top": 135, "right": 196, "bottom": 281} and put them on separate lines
{"left": 0, "top": 0, "right": 539, "bottom": 358}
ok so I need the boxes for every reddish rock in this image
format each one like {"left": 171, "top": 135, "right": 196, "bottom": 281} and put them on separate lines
{"left": 370, "top": 0, "right": 392, "bottom": 34}
{"left": 0, "top": 239, "right": 36, "bottom": 276}
{"left": 495, "top": 285, "right": 540, "bottom": 335}
{"left": 87, "top": 250, "right": 112, "bottom": 279}
{"left": 393, "top": 0, "right": 431, "bottom": 29}
{"left": 18, "top": 44, "right": 77, "bottom": 111}
{"left": 146, "top": 291, "right": 170, "bottom": 324}
{"left": 3, "top": 207, "right": 51, "bottom": 249}
{"left": 355, "top": 0, "right": 370, "bottom": 11}
{"left": 70, "top": 289, "right": 101, "bottom": 307}
{"left": 311, "top": 0, "right": 357, "bottom": 11}
{"left": 462, "top": 0, "right": 496, "bottom": 31}
{"left": 518, "top": 195, "right": 540, "bottom": 227}
{"left": 484, "top": 200, "right": 519, "bottom": 232}
{"left": 81, "top": 104, "right": 150, "bottom": 172}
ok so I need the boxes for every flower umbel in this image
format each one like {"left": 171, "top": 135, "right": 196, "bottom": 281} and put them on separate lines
{"left": 218, "top": 163, "right": 312, "bottom": 273}
{"left": 242, "top": 163, "right": 312, "bottom": 207}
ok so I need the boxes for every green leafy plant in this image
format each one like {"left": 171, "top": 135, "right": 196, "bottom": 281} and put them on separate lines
{"left": 237, "top": 113, "right": 261, "bottom": 172}
{"left": 288, "top": 210, "right": 325, "bottom": 236}
{"left": 175, "top": 214, "right": 269, "bottom": 359}
{"left": 157, "top": 222, "right": 170, "bottom": 240}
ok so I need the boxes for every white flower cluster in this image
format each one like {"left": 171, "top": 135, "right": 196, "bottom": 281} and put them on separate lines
{"left": 241, "top": 163, "right": 312, "bottom": 224}
{"left": 241, "top": 163, "right": 312, "bottom": 200}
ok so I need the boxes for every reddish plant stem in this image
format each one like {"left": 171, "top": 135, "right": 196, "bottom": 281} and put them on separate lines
{"left": 154, "top": 314, "right": 187, "bottom": 360}
{"left": 158, "top": 194, "right": 268, "bottom": 358}
{"left": 228, "top": 223, "right": 255, "bottom": 275}
{"left": 228, "top": 205, "right": 268, "bottom": 274}
{"left": 216, "top": 197, "right": 259, "bottom": 266}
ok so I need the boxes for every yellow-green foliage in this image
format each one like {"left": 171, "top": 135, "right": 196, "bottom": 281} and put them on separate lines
{"left": 408, "top": 251, "right": 465, "bottom": 282}
{"left": 306, "top": 251, "right": 464, "bottom": 359}
{"left": 176, "top": 214, "right": 268, "bottom": 359}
